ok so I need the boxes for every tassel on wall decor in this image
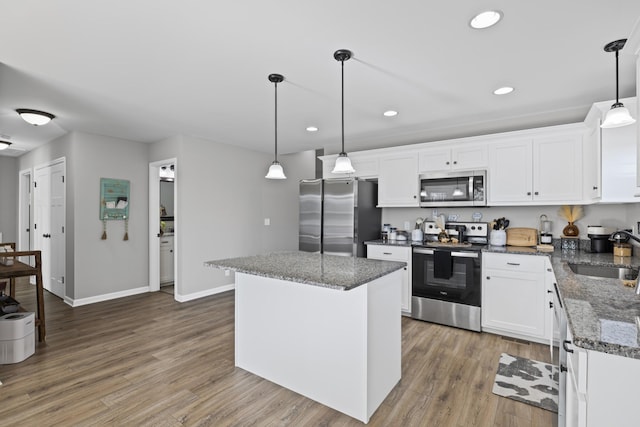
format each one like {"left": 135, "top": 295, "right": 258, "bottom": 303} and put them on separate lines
{"left": 101, "top": 218, "right": 107, "bottom": 240}
{"left": 123, "top": 216, "right": 129, "bottom": 241}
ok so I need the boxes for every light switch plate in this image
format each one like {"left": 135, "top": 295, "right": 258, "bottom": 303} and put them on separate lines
{"left": 264, "top": 218, "right": 270, "bottom": 226}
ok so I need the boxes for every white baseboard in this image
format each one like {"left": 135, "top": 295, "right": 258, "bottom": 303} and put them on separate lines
{"left": 65, "top": 286, "right": 150, "bottom": 307}
{"left": 174, "top": 284, "right": 235, "bottom": 302}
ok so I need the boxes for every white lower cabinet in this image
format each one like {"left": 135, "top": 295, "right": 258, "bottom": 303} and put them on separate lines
{"left": 562, "top": 327, "right": 640, "bottom": 427}
{"left": 367, "top": 244, "right": 411, "bottom": 314}
{"left": 481, "top": 252, "right": 551, "bottom": 343}
{"left": 160, "top": 235, "right": 174, "bottom": 283}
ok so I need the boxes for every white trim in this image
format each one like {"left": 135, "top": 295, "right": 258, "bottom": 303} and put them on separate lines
{"left": 175, "top": 284, "right": 235, "bottom": 302}
{"left": 65, "top": 286, "right": 150, "bottom": 307}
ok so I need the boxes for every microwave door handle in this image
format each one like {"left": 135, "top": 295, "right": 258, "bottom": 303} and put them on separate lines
{"left": 468, "top": 176, "right": 474, "bottom": 199}
{"left": 413, "top": 248, "right": 434, "bottom": 255}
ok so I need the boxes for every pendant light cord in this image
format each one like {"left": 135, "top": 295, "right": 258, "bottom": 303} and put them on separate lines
{"left": 274, "top": 81, "right": 278, "bottom": 162}
{"left": 615, "top": 48, "right": 620, "bottom": 104}
{"left": 341, "top": 58, "right": 345, "bottom": 155}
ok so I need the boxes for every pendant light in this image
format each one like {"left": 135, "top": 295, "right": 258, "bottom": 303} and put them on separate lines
{"left": 601, "top": 39, "right": 636, "bottom": 128}
{"left": 331, "top": 49, "right": 356, "bottom": 174}
{"left": 16, "top": 109, "right": 55, "bottom": 126}
{"left": 265, "top": 73, "right": 287, "bottom": 180}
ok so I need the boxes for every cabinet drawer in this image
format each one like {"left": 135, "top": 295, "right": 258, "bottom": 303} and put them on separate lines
{"left": 367, "top": 244, "right": 410, "bottom": 261}
{"left": 483, "top": 253, "right": 545, "bottom": 273}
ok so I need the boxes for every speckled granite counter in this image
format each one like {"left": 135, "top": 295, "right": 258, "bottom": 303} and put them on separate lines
{"left": 365, "top": 239, "right": 414, "bottom": 247}
{"left": 486, "top": 245, "right": 640, "bottom": 359}
{"left": 205, "top": 251, "right": 406, "bottom": 291}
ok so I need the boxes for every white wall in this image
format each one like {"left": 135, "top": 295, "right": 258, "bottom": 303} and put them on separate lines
{"left": 382, "top": 204, "right": 637, "bottom": 240}
{"left": 0, "top": 156, "right": 18, "bottom": 243}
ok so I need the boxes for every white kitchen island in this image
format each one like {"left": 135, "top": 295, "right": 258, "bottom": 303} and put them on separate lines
{"left": 205, "top": 251, "right": 405, "bottom": 424}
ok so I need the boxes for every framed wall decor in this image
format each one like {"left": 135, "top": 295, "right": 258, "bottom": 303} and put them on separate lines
{"left": 99, "top": 178, "right": 130, "bottom": 220}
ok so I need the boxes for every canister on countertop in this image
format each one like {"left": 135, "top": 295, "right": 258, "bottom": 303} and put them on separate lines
{"left": 613, "top": 242, "right": 632, "bottom": 257}
{"left": 587, "top": 225, "right": 615, "bottom": 253}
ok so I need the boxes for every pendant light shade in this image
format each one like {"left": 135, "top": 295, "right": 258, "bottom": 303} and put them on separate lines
{"left": 601, "top": 39, "right": 636, "bottom": 129}
{"left": 265, "top": 73, "right": 287, "bottom": 180}
{"left": 16, "top": 108, "right": 55, "bottom": 126}
{"left": 331, "top": 49, "right": 356, "bottom": 174}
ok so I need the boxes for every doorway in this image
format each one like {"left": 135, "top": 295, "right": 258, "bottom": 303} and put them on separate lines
{"left": 18, "top": 169, "right": 32, "bottom": 255}
{"left": 148, "top": 159, "right": 177, "bottom": 297}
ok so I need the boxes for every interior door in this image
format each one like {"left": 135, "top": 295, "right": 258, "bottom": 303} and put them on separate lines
{"left": 34, "top": 160, "right": 66, "bottom": 299}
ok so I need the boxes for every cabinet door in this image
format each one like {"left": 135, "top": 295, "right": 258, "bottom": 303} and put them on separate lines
{"left": 583, "top": 122, "right": 602, "bottom": 200}
{"left": 160, "top": 237, "right": 174, "bottom": 283}
{"left": 487, "top": 140, "right": 533, "bottom": 203}
{"left": 533, "top": 133, "right": 583, "bottom": 202}
{"left": 418, "top": 148, "right": 451, "bottom": 173}
{"left": 452, "top": 144, "right": 488, "bottom": 170}
{"left": 367, "top": 245, "right": 411, "bottom": 313}
{"left": 378, "top": 153, "right": 419, "bottom": 207}
{"left": 601, "top": 101, "right": 638, "bottom": 202}
{"left": 482, "top": 253, "right": 547, "bottom": 341}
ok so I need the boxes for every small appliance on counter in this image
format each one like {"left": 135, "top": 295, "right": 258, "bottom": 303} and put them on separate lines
{"left": 587, "top": 226, "right": 616, "bottom": 253}
{"left": 539, "top": 214, "right": 553, "bottom": 244}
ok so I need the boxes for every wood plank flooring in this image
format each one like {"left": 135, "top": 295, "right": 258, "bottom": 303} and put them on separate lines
{"left": 1, "top": 280, "right": 555, "bottom": 426}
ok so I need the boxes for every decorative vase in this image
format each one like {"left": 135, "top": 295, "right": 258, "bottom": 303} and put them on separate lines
{"left": 490, "top": 229, "right": 507, "bottom": 246}
{"left": 563, "top": 222, "right": 579, "bottom": 237}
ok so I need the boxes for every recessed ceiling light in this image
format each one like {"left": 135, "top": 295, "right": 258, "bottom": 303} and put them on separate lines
{"left": 470, "top": 10, "right": 503, "bottom": 29}
{"left": 306, "top": 126, "right": 318, "bottom": 132}
{"left": 493, "top": 86, "right": 514, "bottom": 95}
{"left": 383, "top": 110, "right": 398, "bottom": 117}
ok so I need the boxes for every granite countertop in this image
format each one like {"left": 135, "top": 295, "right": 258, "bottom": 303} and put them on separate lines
{"left": 205, "top": 251, "right": 406, "bottom": 291}
{"left": 365, "top": 239, "right": 414, "bottom": 247}
{"left": 486, "top": 245, "right": 640, "bottom": 359}
{"left": 549, "top": 250, "right": 640, "bottom": 359}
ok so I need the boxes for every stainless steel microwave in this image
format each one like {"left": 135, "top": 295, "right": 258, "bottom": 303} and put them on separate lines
{"left": 419, "top": 170, "right": 486, "bottom": 207}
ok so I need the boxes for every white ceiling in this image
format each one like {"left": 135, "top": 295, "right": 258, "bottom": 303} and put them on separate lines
{"left": 1, "top": 1, "right": 639, "bottom": 158}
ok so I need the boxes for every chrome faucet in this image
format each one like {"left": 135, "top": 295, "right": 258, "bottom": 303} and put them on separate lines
{"left": 609, "top": 230, "right": 640, "bottom": 244}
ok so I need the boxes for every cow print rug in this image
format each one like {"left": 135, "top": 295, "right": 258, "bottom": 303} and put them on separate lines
{"left": 492, "top": 353, "right": 558, "bottom": 413}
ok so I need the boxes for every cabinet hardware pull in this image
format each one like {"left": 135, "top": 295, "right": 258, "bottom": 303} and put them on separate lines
{"left": 534, "top": 191, "right": 539, "bottom": 195}
{"left": 560, "top": 364, "right": 568, "bottom": 373}
{"left": 453, "top": 161, "right": 457, "bottom": 164}
{"left": 549, "top": 301, "right": 553, "bottom": 308}
{"left": 383, "top": 252, "right": 392, "bottom": 255}
{"left": 562, "top": 340, "right": 574, "bottom": 353}
{"left": 486, "top": 276, "right": 490, "bottom": 280}
{"left": 506, "top": 262, "right": 520, "bottom": 266}
{"left": 593, "top": 186, "right": 598, "bottom": 190}
{"left": 446, "top": 161, "right": 450, "bottom": 165}
{"left": 547, "top": 290, "right": 553, "bottom": 293}
{"left": 527, "top": 192, "right": 531, "bottom": 196}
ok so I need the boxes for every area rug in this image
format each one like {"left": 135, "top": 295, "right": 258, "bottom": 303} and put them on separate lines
{"left": 492, "top": 353, "right": 558, "bottom": 413}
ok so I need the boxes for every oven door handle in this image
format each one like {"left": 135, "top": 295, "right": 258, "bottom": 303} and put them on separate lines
{"left": 450, "top": 251, "right": 479, "bottom": 259}
{"left": 413, "top": 248, "right": 434, "bottom": 255}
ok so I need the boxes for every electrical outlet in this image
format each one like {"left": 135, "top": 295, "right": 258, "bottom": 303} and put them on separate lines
{"left": 225, "top": 269, "right": 230, "bottom": 277}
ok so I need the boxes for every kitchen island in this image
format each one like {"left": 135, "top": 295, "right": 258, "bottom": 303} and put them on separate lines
{"left": 205, "top": 251, "right": 406, "bottom": 423}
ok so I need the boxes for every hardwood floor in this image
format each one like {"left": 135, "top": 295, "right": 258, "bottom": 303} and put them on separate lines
{"left": 1, "top": 280, "right": 555, "bottom": 426}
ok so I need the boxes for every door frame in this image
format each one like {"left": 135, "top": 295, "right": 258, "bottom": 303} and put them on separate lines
{"left": 18, "top": 168, "right": 32, "bottom": 253}
{"left": 148, "top": 158, "right": 177, "bottom": 296}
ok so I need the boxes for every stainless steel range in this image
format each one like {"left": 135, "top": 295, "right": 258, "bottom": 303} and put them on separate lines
{"left": 411, "top": 221, "right": 489, "bottom": 332}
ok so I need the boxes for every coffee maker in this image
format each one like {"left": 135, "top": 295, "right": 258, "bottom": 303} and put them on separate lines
{"left": 587, "top": 226, "right": 615, "bottom": 253}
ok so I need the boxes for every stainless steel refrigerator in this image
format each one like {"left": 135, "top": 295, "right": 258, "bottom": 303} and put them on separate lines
{"left": 299, "top": 178, "right": 381, "bottom": 257}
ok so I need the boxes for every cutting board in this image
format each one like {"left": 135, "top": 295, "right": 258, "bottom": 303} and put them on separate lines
{"left": 506, "top": 228, "right": 538, "bottom": 247}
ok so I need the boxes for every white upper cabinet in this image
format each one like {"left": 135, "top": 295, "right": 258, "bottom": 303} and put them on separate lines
{"left": 377, "top": 152, "right": 419, "bottom": 207}
{"left": 586, "top": 98, "right": 638, "bottom": 203}
{"left": 583, "top": 108, "right": 602, "bottom": 201}
{"left": 487, "top": 139, "right": 534, "bottom": 203}
{"left": 488, "top": 126, "right": 584, "bottom": 205}
{"left": 419, "top": 144, "right": 487, "bottom": 173}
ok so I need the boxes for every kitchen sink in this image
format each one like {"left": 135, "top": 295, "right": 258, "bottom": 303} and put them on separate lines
{"left": 568, "top": 263, "right": 638, "bottom": 280}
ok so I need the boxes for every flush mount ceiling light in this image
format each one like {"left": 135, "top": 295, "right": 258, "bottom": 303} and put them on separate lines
{"left": 383, "top": 110, "right": 398, "bottom": 117}
{"left": 493, "top": 86, "right": 514, "bottom": 95}
{"left": 0, "top": 140, "right": 11, "bottom": 150}
{"left": 265, "top": 73, "right": 287, "bottom": 180}
{"left": 306, "top": 126, "right": 318, "bottom": 132}
{"left": 601, "top": 39, "right": 636, "bottom": 128}
{"left": 469, "top": 10, "right": 503, "bottom": 29}
{"left": 331, "top": 49, "right": 356, "bottom": 174}
{"left": 16, "top": 108, "right": 55, "bottom": 126}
